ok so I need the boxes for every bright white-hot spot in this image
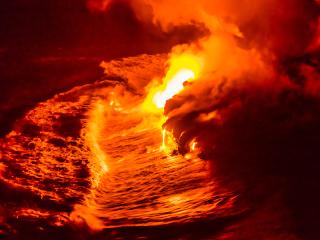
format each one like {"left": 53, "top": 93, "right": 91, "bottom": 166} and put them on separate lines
{"left": 143, "top": 53, "right": 203, "bottom": 113}
{"left": 153, "top": 69, "right": 195, "bottom": 108}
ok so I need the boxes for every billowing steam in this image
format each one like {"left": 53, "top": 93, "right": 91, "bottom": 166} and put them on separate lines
{"left": 90, "top": 0, "right": 320, "bottom": 176}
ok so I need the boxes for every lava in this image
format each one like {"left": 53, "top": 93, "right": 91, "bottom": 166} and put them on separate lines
{"left": 85, "top": 99, "right": 109, "bottom": 187}
{"left": 143, "top": 53, "right": 203, "bottom": 111}
{"left": 1, "top": 0, "right": 320, "bottom": 239}
{"left": 0, "top": 55, "right": 243, "bottom": 239}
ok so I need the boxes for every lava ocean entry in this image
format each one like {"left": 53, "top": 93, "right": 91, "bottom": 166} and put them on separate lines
{"left": 1, "top": 0, "right": 320, "bottom": 240}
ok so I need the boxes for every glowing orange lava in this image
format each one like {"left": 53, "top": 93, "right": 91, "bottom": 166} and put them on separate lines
{"left": 143, "top": 53, "right": 203, "bottom": 113}
{"left": 141, "top": 53, "right": 203, "bottom": 151}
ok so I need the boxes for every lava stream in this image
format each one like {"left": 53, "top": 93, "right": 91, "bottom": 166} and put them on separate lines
{"left": 79, "top": 91, "right": 237, "bottom": 228}
{"left": 0, "top": 55, "right": 242, "bottom": 232}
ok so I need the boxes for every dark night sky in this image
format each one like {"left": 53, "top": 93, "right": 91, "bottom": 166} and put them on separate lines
{"left": 0, "top": 0, "right": 151, "bottom": 55}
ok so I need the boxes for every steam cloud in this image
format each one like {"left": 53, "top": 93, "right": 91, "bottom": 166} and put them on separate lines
{"left": 89, "top": 0, "right": 320, "bottom": 175}
{"left": 85, "top": 1, "right": 320, "bottom": 237}
{"left": 128, "top": 0, "right": 320, "bottom": 171}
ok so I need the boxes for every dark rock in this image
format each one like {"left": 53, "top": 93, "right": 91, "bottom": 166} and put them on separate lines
{"left": 21, "top": 123, "right": 41, "bottom": 137}
{"left": 48, "top": 138, "right": 67, "bottom": 148}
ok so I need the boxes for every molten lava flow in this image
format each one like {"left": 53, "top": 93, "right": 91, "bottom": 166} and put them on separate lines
{"left": 0, "top": 54, "right": 243, "bottom": 237}
{"left": 143, "top": 53, "right": 203, "bottom": 113}
{"left": 141, "top": 53, "right": 203, "bottom": 151}
{"left": 79, "top": 80, "right": 239, "bottom": 228}
{"left": 153, "top": 69, "right": 195, "bottom": 108}
{"left": 85, "top": 99, "right": 109, "bottom": 187}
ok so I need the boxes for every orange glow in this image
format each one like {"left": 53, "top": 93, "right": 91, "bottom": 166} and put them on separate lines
{"left": 140, "top": 53, "right": 203, "bottom": 151}
{"left": 189, "top": 138, "right": 198, "bottom": 152}
{"left": 153, "top": 69, "right": 195, "bottom": 108}
{"left": 161, "top": 128, "right": 167, "bottom": 150}
{"left": 143, "top": 53, "right": 203, "bottom": 113}
{"left": 85, "top": 100, "right": 109, "bottom": 187}
{"left": 197, "top": 111, "right": 220, "bottom": 122}
{"left": 160, "top": 128, "right": 178, "bottom": 153}
{"left": 1, "top": 0, "right": 317, "bottom": 235}
{"left": 0, "top": 54, "right": 240, "bottom": 232}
